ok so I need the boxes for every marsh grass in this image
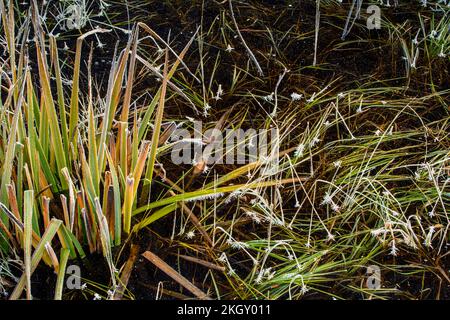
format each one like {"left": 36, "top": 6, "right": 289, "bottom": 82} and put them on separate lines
{"left": 0, "top": 0, "right": 449, "bottom": 300}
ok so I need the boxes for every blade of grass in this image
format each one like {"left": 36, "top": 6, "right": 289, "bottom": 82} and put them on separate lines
{"left": 97, "top": 38, "right": 132, "bottom": 172}
{"left": 10, "top": 218, "right": 62, "bottom": 300}
{"left": 49, "top": 36, "right": 69, "bottom": 157}
{"left": 142, "top": 250, "right": 211, "bottom": 300}
{"left": 23, "top": 190, "right": 33, "bottom": 300}
{"left": 68, "top": 28, "right": 111, "bottom": 152}
{"left": 54, "top": 248, "right": 70, "bottom": 300}
{"left": 105, "top": 148, "right": 122, "bottom": 245}
{"left": 134, "top": 178, "right": 303, "bottom": 215}
{"left": 94, "top": 198, "right": 116, "bottom": 288}
{"left": 144, "top": 49, "right": 169, "bottom": 188}
{"left": 123, "top": 176, "right": 135, "bottom": 234}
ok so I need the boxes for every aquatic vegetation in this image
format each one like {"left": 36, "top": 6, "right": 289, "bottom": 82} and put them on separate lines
{"left": 0, "top": 0, "right": 448, "bottom": 300}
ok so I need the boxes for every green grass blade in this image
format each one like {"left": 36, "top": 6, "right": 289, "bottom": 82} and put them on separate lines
{"left": 10, "top": 218, "right": 62, "bottom": 300}
{"left": 54, "top": 248, "right": 70, "bottom": 300}
{"left": 23, "top": 190, "right": 34, "bottom": 300}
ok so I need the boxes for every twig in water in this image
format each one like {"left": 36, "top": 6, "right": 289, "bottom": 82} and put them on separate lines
{"left": 313, "top": 0, "right": 320, "bottom": 66}
{"left": 271, "top": 67, "right": 289, "bottom": 117}
{"left": 341, "top": 0, "right": 363, "bottom": 40}
{"left": 174, "top": 254, "right": 226, "bottom": 272}
{"left": 113, "top": 244, "right": 140, "bottom": 300}
{"left": 142, "top": 250, "right": 212, "bottom": 300}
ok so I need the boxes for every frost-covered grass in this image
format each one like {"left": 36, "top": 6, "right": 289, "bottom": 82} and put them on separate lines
{"left": 0, "top": 0, "right": 448, "bottom": 300}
